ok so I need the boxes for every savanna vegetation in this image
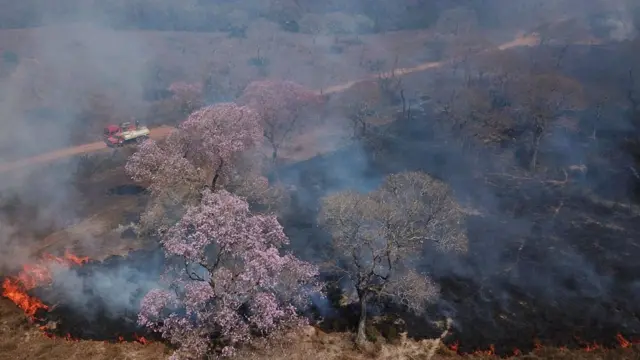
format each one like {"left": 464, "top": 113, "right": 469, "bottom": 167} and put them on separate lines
{"left": 1, "top": 1, "right": 640, "bottom": 360}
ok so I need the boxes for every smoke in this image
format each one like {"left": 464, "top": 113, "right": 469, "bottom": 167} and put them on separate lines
{"left": 45, "top": 248, "right": 165, "bottom": 319}
{"left": 607, "top": 18, "right": 636, "bottom": 41}
{"left": 0, "top": 4, "right": 151, "bottom": 271}
{"left": 0, "top": 0, "right": 638, "bottom": 351}
{"left": 268, "top": 2, "right": 640, "bottom": 350}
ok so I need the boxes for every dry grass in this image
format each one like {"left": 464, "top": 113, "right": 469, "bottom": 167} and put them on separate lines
{"left": 240, "top": 328, "right": 445, "bottom": 360}
{"left": 0, "top": 298, "right": 168, "bottom": 360}
{"left": 235, "top": 326, "right": 640, "bottom": 360}
{"left": 33, "top": 196, "right": 144, "bottom": 260}
{"left": 1, "top": 298, "right": 639, "bottom": 360}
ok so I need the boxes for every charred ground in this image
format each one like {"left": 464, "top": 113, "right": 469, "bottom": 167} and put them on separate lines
{"left": 271, "top": 38, "right": 640, "bottom": 354}
{"left": 2, "top": 2, "right": 640, "bottom": 360}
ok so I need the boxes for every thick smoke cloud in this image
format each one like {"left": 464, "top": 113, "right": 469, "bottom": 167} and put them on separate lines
{"left": 46, "top": 249, "right": 164, "bottom": 319}
{"left": 0, "top": 7, "right": 150, "bottom": 269}
{"left": 0, "top": 0, "right": 638, "bottom": 350}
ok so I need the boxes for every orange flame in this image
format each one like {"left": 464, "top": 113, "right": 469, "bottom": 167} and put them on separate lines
{"left": 473, "top": 344, "right": 495, "bottom": 356}
{"left": 533, "top": 339, "right": 543, "bottom": 351}
{"left": 583, "top": 342, "right": 600, "bottom": 352}
{"left": 616, "top": 333, "right": 640, "bottom": 348}
{"left": 448, "top": 341, "right": 459, "bottom": 352}
{"left": 447, "top": 333, "right": 639, "bottom": 357}
{"left": 1, "top": 251, "right": 89, "bottom": 319}
{"left": 2, "top": 251, "right": 150, "bottom": 345}
{"left": 134, "top": 334, "right": 149, "bottom": 345}
{"left": 1, "top": 278, "right": 48, "bottom": 317}
{"left": 573, "top": 335, "right": 601, "bottom": 352}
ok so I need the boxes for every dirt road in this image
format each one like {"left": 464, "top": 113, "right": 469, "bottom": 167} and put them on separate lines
{"left": 0, "top": 34, "right": 538, "bottom": 174}
{"left": 0, "top": 126, "right": 174, "bottom": 173}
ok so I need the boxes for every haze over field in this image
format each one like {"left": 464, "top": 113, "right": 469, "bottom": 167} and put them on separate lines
{"left": 0, "top": 0, "right": 639, "bottom": 359}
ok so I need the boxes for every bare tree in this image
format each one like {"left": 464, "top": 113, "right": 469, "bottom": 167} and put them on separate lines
{"left": 376, "top": 69, "right": 403, "bottom": 107}
{"left": 330, "top": 80, "right": 384, "bottom": 140}
{"left": 473, "top": 50, "right": 528, "bottom": 96}
{"left": 318, "top": 171, "right": 467, "bottom": 346}
{"left": 443, "top": 85, "right": 517, "bottom": 152}
{"left": 512, "top": 72, "right": 585, "bottom": 170}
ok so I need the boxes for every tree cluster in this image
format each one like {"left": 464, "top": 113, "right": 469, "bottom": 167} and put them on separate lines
{"left": 427, "top": 42, "right": 587, "bottom": 172}
{"left": 4, "top": 0, "right": 629, "bottom": 34}
{"left": 126, "top": 77, "right": 469, "bottom": 358}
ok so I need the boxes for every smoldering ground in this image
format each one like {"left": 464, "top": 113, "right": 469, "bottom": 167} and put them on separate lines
{"left": 29, "top": 248, "right": 165, "bottom": 340}
{"left": 0, "top": 0, "right": 639, "bottom": 354}
{"left": 276, "top": 102, "right": 640, "bottom": 354}
{"left": 276, "top": 33, "right": 640, "bottom": 352}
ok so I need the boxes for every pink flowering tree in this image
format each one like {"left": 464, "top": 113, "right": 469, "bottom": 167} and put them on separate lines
{"left": 138, "top": 189, "right": 319, "bottom": 359}
{"left": 169, "top": 81, "right": 204, "bottom": 115}
{"left": 125, "top": 103, "right": 265, "bottom": 233}
{"left": 237, "top": 80, "right": 325, "bottom": 163}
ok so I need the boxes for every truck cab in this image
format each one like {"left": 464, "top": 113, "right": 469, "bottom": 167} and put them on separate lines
{"left": 104, "top": 125, "right": 123, "bottom": 147}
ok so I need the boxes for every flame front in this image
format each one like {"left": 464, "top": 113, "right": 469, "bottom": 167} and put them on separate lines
{"left": 2, "top": 251, "right": 150, "bottom": 345}
{"left": 1, "top": 278, "right": 48, "bottom": 317}
{"left": 447, "top": 333, "right": 639, "bottom": 356}
{"left": 1, "top": 251, "right": 89, "bottom": 319}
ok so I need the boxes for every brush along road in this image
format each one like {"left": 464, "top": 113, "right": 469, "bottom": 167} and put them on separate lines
{"left": 0, "top": 34, "right": 538, "bottom": 174}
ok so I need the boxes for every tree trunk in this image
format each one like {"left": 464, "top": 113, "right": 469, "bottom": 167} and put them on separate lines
{"left": 356, "top": 292, "right": 368, "bottom": 346}
{"left": 530, "top": 135, "right": 541, "bottom": 171}
{"left": 271, "top": 145, "right": 278, "bottom": 164}
{"left": 400, "top": 89, "right": 406, "bottom": 119}
{"left": 211, "top": 159, "right": 224, "bottom": 190}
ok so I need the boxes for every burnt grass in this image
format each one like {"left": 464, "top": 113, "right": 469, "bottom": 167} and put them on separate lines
{"left": 17, "top": 42, "right": 640, "bottom": 355}
{"left": 29, "top": 247, "right": 164, "bottom": 342}
{"left": 277, "top": 106, "right": 640, "bottom": 355}
{"left": 14, "top": 109, "right": 640, "bottom": 355}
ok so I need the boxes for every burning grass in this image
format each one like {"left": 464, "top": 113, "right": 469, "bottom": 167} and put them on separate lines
{"left": 0, "top": 249, "right": 160, "bottom": 343}
{"left": 0, "top": 250, "right": 159, "bottom": 358}
{"left": 1, "top": 251, "right": 88, "bottom": 318}
{"left": 0, "top": 297, "right": 167, "bottom": 360}
{"left": 1, "top": 211, "right": 640, "bottom": 359}
{"left": 3, "top": 246, "right": 640, "bottom": 359}
{"left": 1, "top": 285, "right": 640, "bottom": 360}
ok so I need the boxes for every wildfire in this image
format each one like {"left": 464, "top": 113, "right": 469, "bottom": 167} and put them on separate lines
{"left": 616, "top": 333, "right": 640, "bottom": 348}
{"left": 38, "top": 328, "right": 149, "bottom": 345}
{"left": 134, "top": 334, "right": 149, "bottom": 345}
{"left": 1, "top": 251, "right": 151, "bottom": 345}
{"left": 473, "top": 344, "right": 496, "bottom": 355}
{"left": 2, "top": 251, "right": 87, "bottom": 318}
{"left": 2, "top": 278, "right": 48, "bottom": 317}
{"left": 446, "top": 333, "right": 640, "bottom": 357}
